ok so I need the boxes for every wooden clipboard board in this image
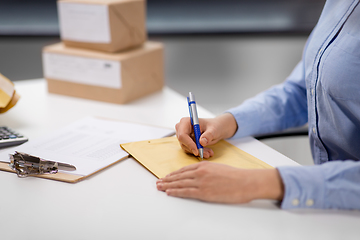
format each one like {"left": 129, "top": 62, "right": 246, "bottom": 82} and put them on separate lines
{"left": 0, "top": 155, "right": 129, "bottom": 183}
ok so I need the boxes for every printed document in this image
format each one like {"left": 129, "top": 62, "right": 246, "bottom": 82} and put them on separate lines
{"left": 0, "top": 117, "right": 174, "bottom": 176}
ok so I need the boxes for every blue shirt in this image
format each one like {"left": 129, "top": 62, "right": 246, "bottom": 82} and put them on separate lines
{"left": 227, "top": 0, "right": 360, "bottom": 209}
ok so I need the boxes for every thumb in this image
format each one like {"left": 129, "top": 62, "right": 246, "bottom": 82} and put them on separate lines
{"left": 199, "top": 128, "right": 219, "bottom": 146}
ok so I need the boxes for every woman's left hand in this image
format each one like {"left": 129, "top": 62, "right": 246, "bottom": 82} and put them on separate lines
{"left": 156, "top": 161, "right": 284, "bottom": 204}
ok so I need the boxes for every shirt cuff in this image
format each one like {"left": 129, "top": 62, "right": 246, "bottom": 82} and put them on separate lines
{"left": 277, "top": 165, "right": 326, "bottom": 209}
{"left": 225, "top": 104, "right": 261, "bottom": 139}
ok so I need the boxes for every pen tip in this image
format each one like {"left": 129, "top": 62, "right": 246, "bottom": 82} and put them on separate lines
{"left": 199, "top": 148, "right": 204, "bottom": 161}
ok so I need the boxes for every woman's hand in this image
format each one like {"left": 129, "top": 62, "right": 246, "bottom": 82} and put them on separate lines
{"left": 156, "top": 161, "right": 284, "bottom": 204}
{"left": 175, "top": 113, "right": 238, "bottom": 159}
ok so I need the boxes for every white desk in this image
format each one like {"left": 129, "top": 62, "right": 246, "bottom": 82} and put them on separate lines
{"left": 0, "top": 79, "right": 359, "bottom": 240}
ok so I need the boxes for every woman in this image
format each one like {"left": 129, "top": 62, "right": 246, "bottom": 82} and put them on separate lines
{"left": 157, "top": 0, "right": 360, "bottom": 210}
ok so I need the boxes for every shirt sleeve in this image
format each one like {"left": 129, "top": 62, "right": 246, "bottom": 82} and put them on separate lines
{"left": 278, "top": 160, "right": 360, "bottom": 209}
{"left": 226, "top": 61, "right": 308, "bottom": 138}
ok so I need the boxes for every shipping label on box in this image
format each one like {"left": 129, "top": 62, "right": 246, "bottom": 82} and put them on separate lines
{"left": 58, "top": 3, "right": 111, "bottom": 43}
{"left": 42, "top": 42, "right": 164, "bottom": 104}
{"left": 58, "top": 0, "right": 147, "bottom": 52}
{"left": 43, "top": 53, "right": 121, "bottom": 89}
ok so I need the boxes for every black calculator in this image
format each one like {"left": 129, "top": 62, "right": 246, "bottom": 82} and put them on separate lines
{"left": 0, "top": 126, "right": 28, "bottom": 148}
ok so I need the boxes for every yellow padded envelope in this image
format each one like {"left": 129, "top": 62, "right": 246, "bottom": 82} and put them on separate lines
{"left": 120, "top": 136, "right": 273, "bottom": 179}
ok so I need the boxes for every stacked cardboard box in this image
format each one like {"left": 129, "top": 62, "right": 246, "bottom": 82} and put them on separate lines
{"left": 43, "top": 0, "right": 164, "bottom": 104}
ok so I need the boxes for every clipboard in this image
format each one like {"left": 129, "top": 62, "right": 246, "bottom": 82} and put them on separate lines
{"left": 0, "top": 117, "right": 174, "bottom": 183}
{"left": 121, "top": 136, "right": 273, "bottom": 179}
{"left": 0, "top": 155, "right": 129, "bottom": 183}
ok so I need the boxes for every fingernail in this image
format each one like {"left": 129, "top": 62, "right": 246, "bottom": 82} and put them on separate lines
{"left": 202, "top": 137, "right": 208, "bottom": 145}
{"left": 157, "top": 183, "right": 163, "bottom": 190}
{"left": 192, "top": 149, "right": 197, "bottom": 155}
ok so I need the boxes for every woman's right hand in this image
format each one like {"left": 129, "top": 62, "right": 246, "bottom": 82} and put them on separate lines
{"left": 175, "top": 113, "right": 238, "bottom": 159}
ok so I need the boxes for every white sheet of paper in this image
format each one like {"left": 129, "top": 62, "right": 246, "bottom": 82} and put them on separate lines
{"left": 0, "top": 117, "right": 174, "bottom": 176}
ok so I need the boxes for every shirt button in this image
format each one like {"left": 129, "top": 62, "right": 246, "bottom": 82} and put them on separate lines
{"left": 319, "top": 48, "right": 323, "bottom": 55}
{"left": 312, "top": 127, "right": 316, "bottom": 134}
{"left": 311, "top": 89, "right": 314, "bottom": 96}
{"left": 306, "top": 199, "right": 314, "bottom": 207}
{"left": 292, "top": 199, "right": 300, "bottom": 206}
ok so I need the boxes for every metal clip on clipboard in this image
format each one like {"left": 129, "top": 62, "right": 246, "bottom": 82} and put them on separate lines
{"left": 9, "top": 151, "right": 76, "bottom": 177}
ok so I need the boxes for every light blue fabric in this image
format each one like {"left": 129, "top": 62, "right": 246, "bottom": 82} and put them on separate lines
{"left": 227, "top": 0, "right": 360, "bottom": 209}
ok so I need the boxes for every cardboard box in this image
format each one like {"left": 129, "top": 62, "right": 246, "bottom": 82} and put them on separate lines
{"left": 42, "top": 42, "right": 164, "bottom": 104}
{"left": 58, "top": 0, "right": 147, "bottom": 52}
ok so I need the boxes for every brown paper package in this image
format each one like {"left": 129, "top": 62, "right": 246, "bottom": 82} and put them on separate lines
{"left": 43, "top": 42, "right": 164, "bottom": 104}
{"left": 59, "top": 0, "right": 147, "bottom": 52}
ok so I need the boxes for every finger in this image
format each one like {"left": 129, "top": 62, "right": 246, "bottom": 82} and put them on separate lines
{"left": 190, "top": 132, "right": 195, "bottom": 140}
{"left": 202, "top": 147, "right": 214, "bottom": 159}
{"left": 157, "top": 179, "right": 198, "bottom": 191}
{"left": 165, "top": 188, "right": 202, "bottom": 200}
{"left": 161, "top": 168, "right": 198, "bottom": 183}
{"left": 164, "top": 162, "right": 201, "bottom": 177}
{"left": 182, "top": 143, "right": 199, "bottom": 156}
{"left": 175, "top": 117, "right": 193, "bottom": 136}
{"left": 199, "top": 127, "right": 219, "bottom": 146}
{"left": 176, "top": 119, "right": 199, "bottom": 156}
{"left": 180, "top": 143, "right": 193, "bottom": 155}
{"left": 179, "top": 136, "right": 198, "bottom": 156}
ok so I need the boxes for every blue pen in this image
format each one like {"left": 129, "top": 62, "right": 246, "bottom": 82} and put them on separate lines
{"left": 187, "top": 92, "right": 204, "bottom": 160}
